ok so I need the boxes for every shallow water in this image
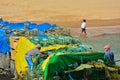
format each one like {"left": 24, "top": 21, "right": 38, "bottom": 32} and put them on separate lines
{"left": 82, "top": 33, "right": 120, "bottom": 65}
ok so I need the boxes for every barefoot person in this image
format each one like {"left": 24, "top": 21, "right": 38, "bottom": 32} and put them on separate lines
{"left": 80, "top": 19, "right": 87, "bottom": 38}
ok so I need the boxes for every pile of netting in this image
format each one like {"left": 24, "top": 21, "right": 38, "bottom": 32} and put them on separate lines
{"left": 28, "top": 35, "right": 81, "bottom": 46}
{"left": 46, "top": 27, "right": 70, "bottom": 36}
{"left": 22, "top": 34, "right": 120, "bottom": 80}
{"left": 28, "top": 35, "right": 93, "bottom": 54}
{"left": 1, "top": 18, "right": 119, "bottom": 80}
{"left": 23, "top": 51, "right": 120, "bottom": 80}
{"left": 64, "top": 61, "right": 120, "bottom": 80}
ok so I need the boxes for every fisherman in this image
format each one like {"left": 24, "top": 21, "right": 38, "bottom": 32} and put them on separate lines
{"left": 104, "top": 44, "right": 115, "bottom": 64}
{"left": 25, "top": 44, "right": 47, "bottom": 70}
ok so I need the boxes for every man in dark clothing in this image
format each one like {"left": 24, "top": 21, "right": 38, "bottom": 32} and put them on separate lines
{"left": 104, "top": 44, "right": 114, "bottom": 64}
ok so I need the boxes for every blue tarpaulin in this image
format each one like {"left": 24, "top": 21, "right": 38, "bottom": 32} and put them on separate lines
{"left": 0, "top": 21, "right": 57, "bottom": 54}
{"left": 28, "top": 23, "right": 38, "bottom": 30}
{"left": 9, "top": 22, "right": 24, "bottom": 30}
{"left": 37, "top": 23, "right": 51, "bottom": 32}
{"left": 34, "top": 34, "right": 48, "bottom": 38}
{"left": 0, "top": 21, "right": 57, "bottom": 32}
{"left": 0, "top": 36, "right": 10, "bottom": 54}
{"left": 0, "top": 29, "right": 5, "bottom": 36}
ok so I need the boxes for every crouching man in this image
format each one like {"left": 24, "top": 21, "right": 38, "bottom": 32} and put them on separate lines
{"left": 25, "top": 44, "right": 47, "bottom": 70}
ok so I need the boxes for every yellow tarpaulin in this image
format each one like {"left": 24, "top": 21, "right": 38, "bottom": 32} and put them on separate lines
{"left": 14, "top": 37, "right": 68, "bottom": 77}
{"left": 15, "top": 37, "right": 36, "bottom": 77}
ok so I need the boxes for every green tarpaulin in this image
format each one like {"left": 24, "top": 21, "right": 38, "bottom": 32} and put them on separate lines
{"left": 41, "top": 52, "right": 111, "bottom": 80}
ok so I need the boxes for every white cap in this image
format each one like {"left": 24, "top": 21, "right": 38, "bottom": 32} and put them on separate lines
{"left": 36, "top": 44, "right": 41, "bottom": 48}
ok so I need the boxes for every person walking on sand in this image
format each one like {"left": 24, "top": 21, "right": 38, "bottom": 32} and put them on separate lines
{"left": 104, "top": 44, "right": 115, "bottom": 64}
{"left": 80, "top": 19, "right": 87, "bottom": 38}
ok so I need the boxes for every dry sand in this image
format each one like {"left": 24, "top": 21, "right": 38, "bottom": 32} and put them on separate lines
{"left": 0, "top": 0, "right": 120, "bottom": 36}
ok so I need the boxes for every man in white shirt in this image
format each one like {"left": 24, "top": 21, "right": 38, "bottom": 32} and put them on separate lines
{"left": 81, "top": 19, "right": 86, "bottom": 38}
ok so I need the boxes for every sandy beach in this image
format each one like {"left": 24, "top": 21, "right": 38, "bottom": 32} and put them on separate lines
{"left": 0, "top": 0, "right": 120, "bottom": 36}
{"left": 0, "top": 0, "right": 120, "bottom": 27}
